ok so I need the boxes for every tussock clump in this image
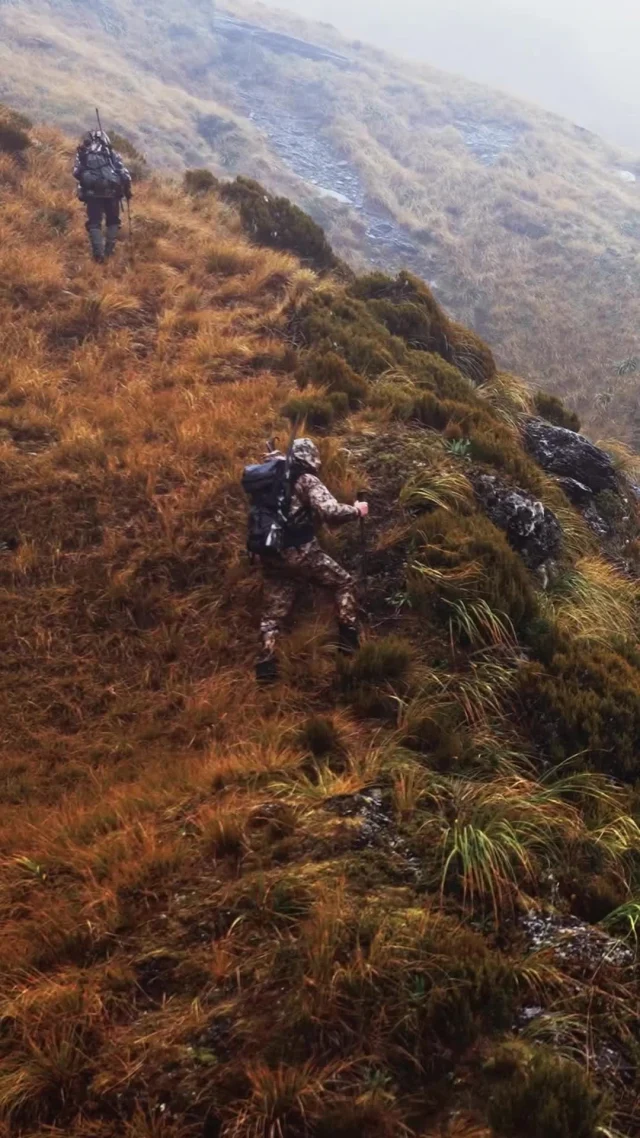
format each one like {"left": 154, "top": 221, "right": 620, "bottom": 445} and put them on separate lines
{"left": 448, "top": 320, "right": 497, "bottom": 385}
{"left": 534, "top": 390, "right": 581, "bottom": 432}
{"left": 298, "top": 714, "right": 344, "bottom": 758}
{"left": 349, "top": 636, "right": 413, "bottom": 684}
{"left": 409, "top": 508, "right": 538, "bottom": 630}
{"left": 296, "top": 349, "right": 369, "bottom": 407}
{"left": 343, "top": 636, "right": 414, "bottom": 718}
{"left": 411, "top": 351, "right": 479, "bottom": 402}
{"left": 281, "top": 391, "right": 347, "bottom": 430}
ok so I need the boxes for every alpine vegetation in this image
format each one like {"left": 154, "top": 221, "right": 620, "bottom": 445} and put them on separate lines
{"left": 1, "top": 107, "right": 640, "bottom": 1138}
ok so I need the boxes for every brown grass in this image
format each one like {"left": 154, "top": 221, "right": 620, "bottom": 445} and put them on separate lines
{"left": 0, "top": 124, "right": 639, "bottom": 1138}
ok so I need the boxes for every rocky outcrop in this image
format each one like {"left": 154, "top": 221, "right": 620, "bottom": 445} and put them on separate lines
{"left": 216, "top": 13, "right": 352, "bottom": 67}
{"left": 472, "top": 473, "right": 562, "bottom": 570}
{"left": 555, "top": 476, "right": 594, "bottom": 505}
{"left": 523, "top": 418, "right": 617, "bottom": 492}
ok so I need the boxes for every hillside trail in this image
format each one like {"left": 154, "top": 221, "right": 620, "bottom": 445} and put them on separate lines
{"left": 2, "top": 115, "right": 640, "bottom": 1138}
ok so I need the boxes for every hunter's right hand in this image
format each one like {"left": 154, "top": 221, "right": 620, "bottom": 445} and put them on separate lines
{"left": 355, "top": 501, "right": 369, "bottom": 518}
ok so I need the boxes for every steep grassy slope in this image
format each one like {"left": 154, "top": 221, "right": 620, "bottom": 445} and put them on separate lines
{"left": 2, "top": 0, "right": 640, "bottom": 443}
{"left": 3, "top": 116, "right": 640, "bottom": 1138}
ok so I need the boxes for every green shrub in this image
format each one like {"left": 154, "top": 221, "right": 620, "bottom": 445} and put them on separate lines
{"left": 368, "top": 382, "right": 415, "bottom": 420}
{"left": 349, "top": 271, "right": 496, "bottom": 384}
{"left": 411, "top": 390, "right": 454, "bottom": 431}
{"left": 366, "top": 298, "right": 438, "bottom": 352}
{"left": 296, "top": 350, "right": 368, "bottom": 407}
{"left": 292, "top": 290, "right": 405, "bottom": 377}
{"left": 0, "top": 105, "right": 31, "bottom": 154}
{"left": 351, "top": 270, "right": 452, "bottom": 358}
{"left": 519, "top": 644, "right": 640, "bottom": 778}
{"left": 409, "top": 508, "right": 538, "bottom": 630}
{"left": 281, "top": 393, "right": 346, "bottom": 431}
{"left": 534, "top": 391, "right": 581, "bottom": 432}
{"left": 184, "top": 168, "right": 220, "bottom": 195}
{"left": 488, "top": 1048, "right": 604, "bottom": 1138}
{"left": 410, "top": 350, "right": 477, "bottom": 402}
{"left": 219, "top": 177, "right": 338, "bottom": 271}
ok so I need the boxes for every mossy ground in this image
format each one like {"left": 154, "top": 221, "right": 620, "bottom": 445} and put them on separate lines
{"left": 1, "top": 116, "right": 640, "bottom": 1138}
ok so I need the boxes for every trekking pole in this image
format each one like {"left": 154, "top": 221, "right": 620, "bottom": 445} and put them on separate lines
{"left": 357, "top": 488, "right": 368, "bottom": 582}
{"left": 95, "top": 107, "right": 103, "bottom": 133}
{"left": 126, "top": 197, "right": 134, "bottom": 265}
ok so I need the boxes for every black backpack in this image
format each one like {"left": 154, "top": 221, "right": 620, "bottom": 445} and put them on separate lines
{"left": 80, "top": 145, "right": 123, "bottom": 198}
{"left": 242, "top": 455, "right": 293, "bottom": 555}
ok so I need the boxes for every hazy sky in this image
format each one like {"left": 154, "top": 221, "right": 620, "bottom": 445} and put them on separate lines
{"left": 264, "top": 0, "right": 640, "bottom": 151}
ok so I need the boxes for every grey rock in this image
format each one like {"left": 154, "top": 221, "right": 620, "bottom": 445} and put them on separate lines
{"left": 555, "top": 476, "right": 593, "bottom": 505}
{"left": 524, "top": 418, "right": 617, "bottom": 492}
{"left": 583, "top": 503, "right": 613, "bottom": 539}
{"left": 522, "top": 910, "right": 633, "bottom": 968}
{"left": 323, "top": 785, "right": 421, "bottom": 876}
{"left": 473, "top": 473, "right": 562, "bottom": 570}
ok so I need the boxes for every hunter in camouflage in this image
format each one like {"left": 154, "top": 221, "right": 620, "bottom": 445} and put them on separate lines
{"left": 257, "top": 439, "right": 368, "bottom": 682}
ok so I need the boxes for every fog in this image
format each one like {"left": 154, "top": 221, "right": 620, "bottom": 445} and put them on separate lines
{"left": 264, "top": 0, "right": 640, "bottom": 151}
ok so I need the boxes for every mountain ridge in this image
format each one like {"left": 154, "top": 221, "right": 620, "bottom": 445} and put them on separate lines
{"left": 2, "top": 0, "right": 640, "bottom": 442}
{"left": 2, "top": 109, "right": 640, "bottom": 1136}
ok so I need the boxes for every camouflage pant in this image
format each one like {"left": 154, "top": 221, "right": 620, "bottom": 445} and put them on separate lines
{"left": 260, "top": 540, "right": 357, "bottom": 655}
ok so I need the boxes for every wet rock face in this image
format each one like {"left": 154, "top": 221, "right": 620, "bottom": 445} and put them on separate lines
{"left": 472, "top": 473, "right": 562, "bottom": 570}
{"left": 524, "top": 418, "right": 618, "bottom": 493}
{"left": 555, "top": 476, "right": 594, "bottom": 506}
{"left": 522, "top": 911, "right": 633, "bottom": 968}
{"left": 323, "top": 786, "right": 421, "bottom": 877}
{"left": 453, "top": 116, "right": 522, "bottom": 165}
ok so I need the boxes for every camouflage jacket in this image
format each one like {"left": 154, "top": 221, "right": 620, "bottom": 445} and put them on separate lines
{"left": 290, "top": 472, "right": 359, "bottom": 528}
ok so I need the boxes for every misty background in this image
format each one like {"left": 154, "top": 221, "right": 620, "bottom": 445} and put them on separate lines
{"left": 261, "top": 0, "right": 640, "bottom": 151}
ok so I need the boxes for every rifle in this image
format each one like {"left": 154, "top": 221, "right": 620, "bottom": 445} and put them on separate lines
{"left": 281, "top": 420, "right": 301, "bottom": 519}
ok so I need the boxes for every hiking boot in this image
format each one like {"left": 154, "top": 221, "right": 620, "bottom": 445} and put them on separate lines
{"left": 105, "top": 224, "right": 119, "bottom": 259}
{"left": 88, "top": 226, "right": 105, "bottom": 262}
{"left": 256, "top": 655, "right": 279, "bottom": 684}
{"left": 338, "top": 624, "right": 360, "bottom": 655}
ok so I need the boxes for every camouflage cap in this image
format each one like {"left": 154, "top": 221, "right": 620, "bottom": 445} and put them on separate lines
{"left": 291, "top": 437, "right": 321, "bottom": 473}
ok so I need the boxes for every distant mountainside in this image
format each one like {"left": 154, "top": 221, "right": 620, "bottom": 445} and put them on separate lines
{"left": 2, "top": 0, "right": 640, "bottom": 441}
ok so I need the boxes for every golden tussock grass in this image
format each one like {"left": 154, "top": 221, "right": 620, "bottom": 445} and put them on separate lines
{"left": 1, "top": 121, "right": 640, "bottom": 1138}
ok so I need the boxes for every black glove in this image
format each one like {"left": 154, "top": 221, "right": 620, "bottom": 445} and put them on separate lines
{"left": 125, "top": 186, "right": 132, "bottom": 201}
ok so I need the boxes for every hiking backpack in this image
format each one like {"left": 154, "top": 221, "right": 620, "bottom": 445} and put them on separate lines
{"left": 80, "top": 143, "right": 123, "bottom": 198}
{"left": 242, "top": 455, "right": 293, "bottom": 555}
